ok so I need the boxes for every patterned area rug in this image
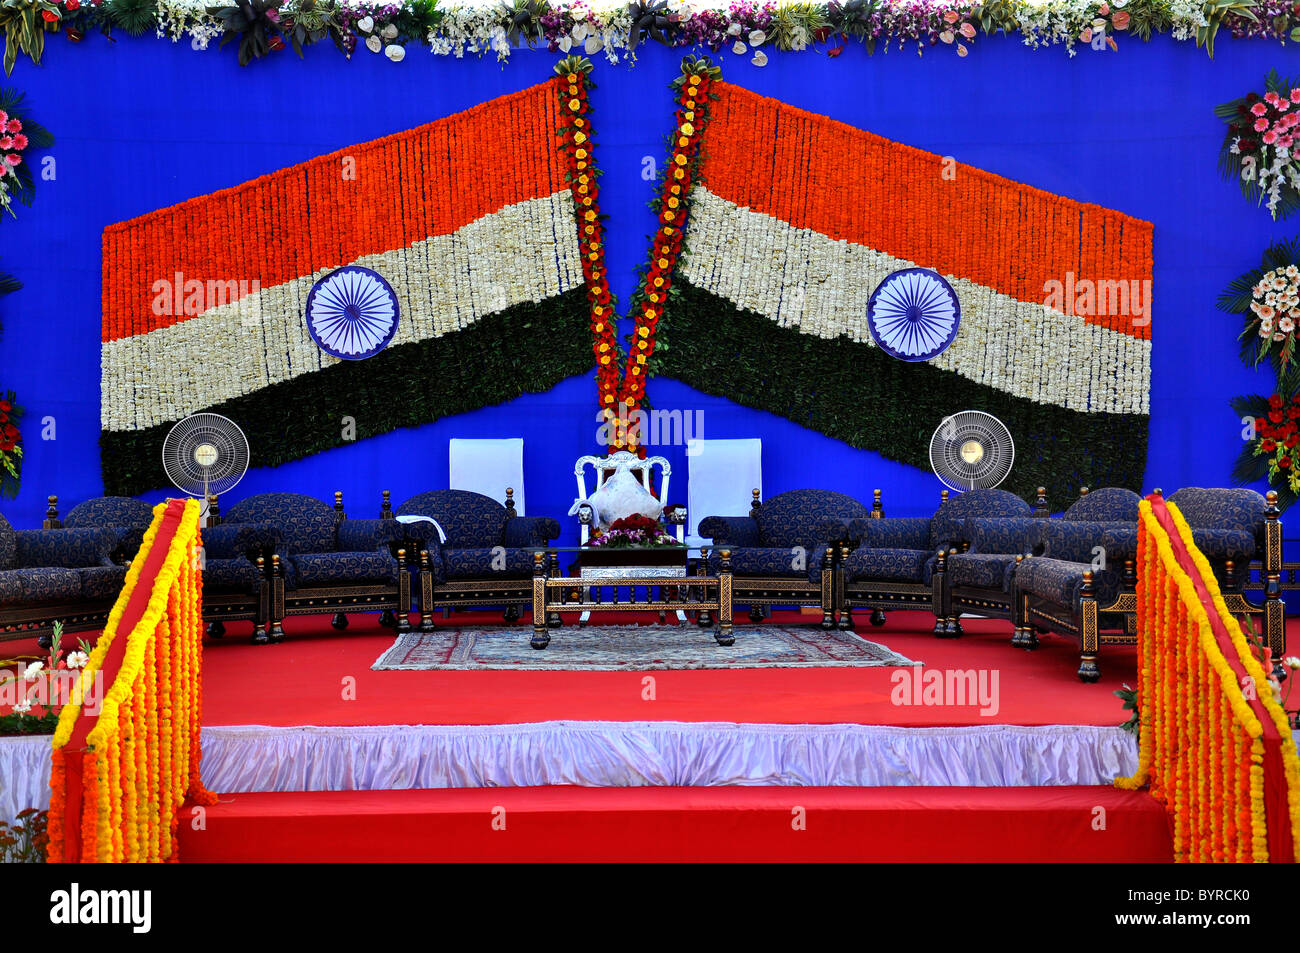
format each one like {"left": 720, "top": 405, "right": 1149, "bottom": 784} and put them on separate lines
{"left": 372, "top": 624, "right": 920, "bottom": 671}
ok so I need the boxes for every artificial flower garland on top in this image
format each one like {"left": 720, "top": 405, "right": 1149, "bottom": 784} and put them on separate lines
{"left": 0, "top": 0, "right": 1283, "bottom": 74}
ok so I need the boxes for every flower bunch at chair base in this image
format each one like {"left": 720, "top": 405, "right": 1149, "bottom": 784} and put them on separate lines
{"left": 586, "top": 513, "right": 683, "bottom": 548}
{"left": 0, "top": 621, "right": 94, "bottom": 737}
{"left": 1216, "top": 70, "right": 1300, "bottom": 221}
{"left": 1219, "top": 237, "right": 1300, "bottom": 391}
{"left": 0, "top": 88, "right": 54, "bottom": 220}
{"left": 619, "top": 55, "right": 720, "bottom": 455}
{"left": 1230, "top": 391, "right": 1300, "bottom": 511}
{"left": 554, "top": 55, "right": 623, "bottom": 437}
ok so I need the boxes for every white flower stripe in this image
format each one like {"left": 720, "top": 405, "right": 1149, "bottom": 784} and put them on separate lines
{"left": 680, "top": 187, "right": 1151, "bottom": 417}
{"left": 101, "top": 192, "right": 582, "bottom": 432}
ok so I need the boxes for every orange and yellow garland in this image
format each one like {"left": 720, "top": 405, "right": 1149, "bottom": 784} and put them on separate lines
{"left": 47, "top": 498, "right": 214, "bottom": 863}
{"left": 1117, "top": 495, "right": 1300, "bottom": 863}
{"left": 555, "top": 55, "right": 720, "bottom": 453}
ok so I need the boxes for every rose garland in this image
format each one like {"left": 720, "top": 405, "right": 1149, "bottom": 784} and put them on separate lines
{"left": 0, "top": 0, "right": 1287, "bottom": 72}
{"left": 0, "top": 391, "right": 22, "bottom": 500}
{"left": 1216, "top": 71, "right": 1300, "bottom": 221}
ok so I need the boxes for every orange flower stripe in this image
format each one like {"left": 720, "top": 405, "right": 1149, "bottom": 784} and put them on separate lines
{"left": 1117, "top": 495, "right": 1300, "bottom": 863}
{"left": 47, "top": 498, "right": 213, "bottom": 863}
{"left": 101, "top": 83, "right": 569, "bottom": 344}
{"left": 696, "top": 83, "right": 1153, "bottom": 341}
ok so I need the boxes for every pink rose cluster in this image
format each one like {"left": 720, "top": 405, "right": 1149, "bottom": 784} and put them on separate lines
{"left": 0, "top": 110, "right": 27, "bottom": 170}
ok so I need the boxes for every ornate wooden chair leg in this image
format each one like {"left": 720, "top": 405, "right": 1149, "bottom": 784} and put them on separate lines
{"left": 395, "top": 548, "right": 412, "bottom": 633}
{"left": 715, "top": 548, "right": 735, "bottom": 646}
{"left": 251, "top": 556, "right": 271, "bottom": 645}
{"left": 417, "top": 551, "right": 436, "bottom": 632}
{"left": 931, "top": 548, "right": 948, "bottom": 637}
{"left": 697, "top": 547, "right": 713, "bottom": 628}
{"left": 547, "top": 551, "right": 563, "bottom": 627}
{"left": 333, "top": 613, "right": 351, "bottom": 630}
{"left": 821, "top": 546, "right": 836, "bottom": 630}
{"left": 1077, "top": 571, "right": 1101, "bottom": 683}
{"left": 206, "top": 621, "right": 225, "bottom": 639}
{"left": 869, "top": 609, "right": 886, "bottom": 627}
{"left": 530, "top": 552, "right": 550, "bottom": 649}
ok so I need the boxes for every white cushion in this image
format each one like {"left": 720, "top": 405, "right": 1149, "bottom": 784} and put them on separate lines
{"left": 586, "top": 469, "right": 664, "bottom": 530}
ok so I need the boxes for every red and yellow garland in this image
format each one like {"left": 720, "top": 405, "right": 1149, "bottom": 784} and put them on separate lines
{"left": 47, "top": 498, "right": 214, "bottom": 863}
{"left": 1117, "top": 494, "right": 1300, "bottom": 863}
{"left": 555, "top": 55, "right": 720, "bottom": 454}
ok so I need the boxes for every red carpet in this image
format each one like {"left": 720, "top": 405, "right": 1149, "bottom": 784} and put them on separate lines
{"left": 4, "top": 609, "right": 1144, "bottom": 726}
{"left": 178, "top": 784, "right": 1173, "bottom": 862}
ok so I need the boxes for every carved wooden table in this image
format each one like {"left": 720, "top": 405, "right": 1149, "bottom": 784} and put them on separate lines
{"left": 528, "top": 547, "right": 735, "bottom": 649}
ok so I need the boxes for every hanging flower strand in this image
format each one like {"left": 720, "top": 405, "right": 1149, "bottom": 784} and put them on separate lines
{"left": 619, "top": 54, "right": 721, "bottom": 455}
{"left": 554, "top": 55, "right": 624, "bottom": 428}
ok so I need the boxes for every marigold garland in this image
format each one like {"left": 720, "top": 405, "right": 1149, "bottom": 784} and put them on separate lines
{"left": 1117, "top": 496, "right": 1300, "bottom": 863}
{"left": 555, "top": 54, "right": 720, "bottom": 452}
{"left": 47, "top": 498, "right": 214, "bottom": 863}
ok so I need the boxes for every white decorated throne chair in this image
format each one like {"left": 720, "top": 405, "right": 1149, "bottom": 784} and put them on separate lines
{"left": 569, "top": 450, "right": 687, "bottom": 623}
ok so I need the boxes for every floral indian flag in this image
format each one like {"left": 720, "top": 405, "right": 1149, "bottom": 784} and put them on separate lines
{"left": 99, "top": 81, "right": 591, "bottom": 496}
{"left": 661, "top": 83, "right": 1153, "bottom": 500}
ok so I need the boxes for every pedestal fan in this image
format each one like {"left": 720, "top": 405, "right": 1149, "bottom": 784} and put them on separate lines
{"left": 161, "top": 413, "right": 250, "bottom": 525}
{"left": 929, "top": 411, "right": 1015, "bottom": 492}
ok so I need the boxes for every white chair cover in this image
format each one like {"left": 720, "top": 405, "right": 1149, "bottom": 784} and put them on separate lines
{"left": 450, "top": 438, "right": 525, "bottom": 515}
{"left": 686, "top": 438, "right": 763, "bottom": 547}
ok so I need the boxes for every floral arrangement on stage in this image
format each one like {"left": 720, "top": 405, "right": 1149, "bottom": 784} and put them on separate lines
{"left": 0, "top": 0, "right": 1285, "bottom": 73}
{"left": 586, "top": 512, "right": 683, "bottom": 547}
{"left": 0, "top": 89, "right": 53, "bottom": 220}
{"left": 1229, "top": 391, "right": 1300, "bottom": 510}
{"left": 1216, "top": 71, "right": 1300, "bottom": 221}
{"left": 1220, "top": 238, "right": 1300, "bottom": 390}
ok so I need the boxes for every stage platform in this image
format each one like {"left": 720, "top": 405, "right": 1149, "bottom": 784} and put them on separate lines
{"left": 2, "top": 609, "right": 1177, "bottom": 861}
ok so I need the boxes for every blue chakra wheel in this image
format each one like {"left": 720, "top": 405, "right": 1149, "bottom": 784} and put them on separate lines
{"left": 305, "top": 266, "right": 400, "bottom": 360}
{"left": 867, "top": 267, "right": 961, "bottom": 362}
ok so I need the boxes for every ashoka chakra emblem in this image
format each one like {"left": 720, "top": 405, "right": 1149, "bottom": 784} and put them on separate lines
{"left": 305, "top": 266, "right": 400, "bottom": 360}
{"left": 867, "top": 268, "right": 961, "bottom": 362}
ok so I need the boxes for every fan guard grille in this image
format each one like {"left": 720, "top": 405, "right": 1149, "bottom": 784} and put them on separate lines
{"left": 928, "top": 411, "right": 1015, "bottom": 492}
{"left": 161, "top": 413, "right": 249, "bottom": 498}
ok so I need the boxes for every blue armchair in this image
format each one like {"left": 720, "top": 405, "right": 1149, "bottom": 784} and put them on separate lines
{"left": 391, "top": 488, "right": 562, "bottom": 627}
{"left": 222, "top": 491, "right": 408, "bottom": 643}
{"left": 839, "top": 487, "right": 1033, "bottom": 635}
{"left": 945, "top": 486, "right": 1140, "bottom": 647}
{"left": 699, "top": 488, "right": 869, "bottom": 627}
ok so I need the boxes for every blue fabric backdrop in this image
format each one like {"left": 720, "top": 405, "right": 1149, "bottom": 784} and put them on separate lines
{"left": 0, "top": 35, "right": 1297, "bottom": 536}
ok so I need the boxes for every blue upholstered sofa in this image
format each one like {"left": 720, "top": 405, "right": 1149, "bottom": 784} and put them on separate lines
{"left": 389, "top": 488, "right": 562, "bottom": 625}
{"left": 0, "top": 510, "right": 119, "bottom": 643}
{"left": 698, "top": 488, "right": 870, "bottom": 627}
{"left": 219, "top": 491, "right": 410, "bottom": 643}
{"left": 838, "top": 487, "right": 1037, "bottom": 634}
